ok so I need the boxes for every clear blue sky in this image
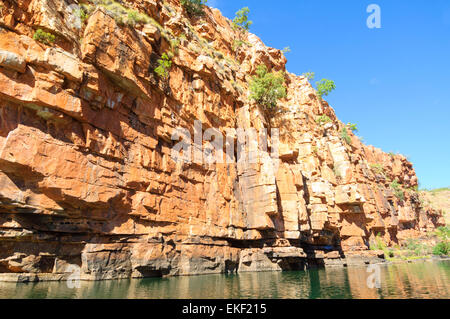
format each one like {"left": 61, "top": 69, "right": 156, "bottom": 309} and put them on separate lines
{"left": 209, "top": 0, "right": 450, "bottom": 190}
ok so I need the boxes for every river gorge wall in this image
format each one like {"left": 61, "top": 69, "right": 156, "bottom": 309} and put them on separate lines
{"left": 0, "top": 0, "right": 445, "bottom": 282}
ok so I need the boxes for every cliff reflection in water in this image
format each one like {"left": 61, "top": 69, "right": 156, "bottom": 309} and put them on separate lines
{"left": 0, "top": 260, "right": 448, "bottom": 299}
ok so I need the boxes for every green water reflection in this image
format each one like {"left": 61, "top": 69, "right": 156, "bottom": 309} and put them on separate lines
{"left": 0, "top": 260, "right": 448, "bottom": 299}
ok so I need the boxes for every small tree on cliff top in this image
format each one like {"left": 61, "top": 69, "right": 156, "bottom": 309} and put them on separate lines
{"left": 233, "top": 7, "right": 252, "bottom": 31}
{"left": 249, "top": 65, "right": 287, "bottom": 112}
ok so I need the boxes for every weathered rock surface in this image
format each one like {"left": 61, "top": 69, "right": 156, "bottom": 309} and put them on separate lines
{"left": 0, "top": 0, "right": 445, "bottom": 281}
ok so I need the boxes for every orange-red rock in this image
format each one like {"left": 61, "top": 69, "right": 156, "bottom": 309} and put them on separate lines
{"left": 0, "top": 0, "right": 444, "bottom": 280}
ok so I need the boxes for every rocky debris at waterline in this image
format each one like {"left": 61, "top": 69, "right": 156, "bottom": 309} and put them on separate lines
{"left": 0, "top": 252, "right": 387, "bottom": 283}
{"left": 0, "top": 0, "right": 445, "bottom": 281}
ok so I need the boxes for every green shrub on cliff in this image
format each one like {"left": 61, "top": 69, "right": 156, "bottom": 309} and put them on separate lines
{"left": 249, "top": 65, "right": 287, "bottom": 111}
{"left": 233, "top": 7, "right": 252, "bottom": 31}
{"left": 154, "top": 53, "right": 172, "bottom": 80}
{"left": 341, "top": 127, "right": 352, "bottom": 145}
{"left": 316, "top": 79, "right": 336, "bottom": 100}
{"left": 33, "top": 29, "right": 56, "bottom": 45}
{"left": 127, "top": 10, "right": 149, "bottom": 26}
{"left": 316, "top": 115, "right": 332, "bottom": 125}
{"left": 370, "top": 163, "right": 385, "bottom": 176}
{"left": 232, "top": 40, "right": 244, "bottom": 51}
{"left": 282, "top": 46, "right": 291, "bottom": 54}
{"left": 302, "top": 72, "right": 315, "bottom": 81}
{"left": 347, "top": 123, "right": 358, "bottom": 132}
{"left": 181, "top": 0, "right": 207, "bottom": 17}
{"left": 91, "top": 0, "right": 150, "bottom": 27}
{"left": 75, "top": 4, "right": 90, "bottom": 23}
{"left": 390, "top": 179, "right": 405, "bottom": 201}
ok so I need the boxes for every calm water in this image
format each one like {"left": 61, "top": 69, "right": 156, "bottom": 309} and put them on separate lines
{"left": 0, "top": 260, "right": 448, "bottom": 299}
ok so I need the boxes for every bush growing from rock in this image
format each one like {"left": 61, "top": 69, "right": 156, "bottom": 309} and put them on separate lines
{"left": 390, "top": 179, "right": 405, "bottom": 201}
{"left": 316, "top": 115, "right": 332, "bottom": 125}
{"left": 91, "top": 0, "right": 150, "bottom": 26}
{"left": 155, "top": 53, "right": 172, "bottom": 80}
{"left": 249, "top": 65, "right": 287, "bottom": 112}
{"left": 347, "top": 123, "right": 358, "bottom": 132}
{"left": 75, "top": 5, "right": 90, "bottom": 23}
{"left": 341, "top": 127, "right": 352, "bottom": 145}
{"left": 316, "top": 79, "right": 336, "bottom": 99}
{"left": 233, "top": 40, "right": 244, "bottom": 51}
{"left": 181, "top": 0, "right": 207, "bottom": 17}
{"left": 370, "top": 163, "right": 385, "bottom": 176}
{"left": 33, "top": 29, "right": 56, "bottom": 45}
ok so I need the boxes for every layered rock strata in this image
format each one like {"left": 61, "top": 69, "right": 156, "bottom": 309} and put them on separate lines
{"left": 0, "top": 0, "right": 444, "bottom": 282}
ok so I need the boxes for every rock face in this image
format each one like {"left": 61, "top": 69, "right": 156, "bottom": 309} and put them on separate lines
{"left": 420, "top": 189, "right": 450, "bottom": 225}
{"left": 0, "top": 0, "right": 445, "bottom": 281}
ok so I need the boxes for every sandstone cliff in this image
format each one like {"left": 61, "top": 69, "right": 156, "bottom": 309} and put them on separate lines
{"left": 0, "top": 0, "right": 445, "bottom": 281}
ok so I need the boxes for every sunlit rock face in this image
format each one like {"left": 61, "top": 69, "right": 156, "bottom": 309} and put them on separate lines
{"left": 0, "top": 0, "right": 444, "bottom": 281}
